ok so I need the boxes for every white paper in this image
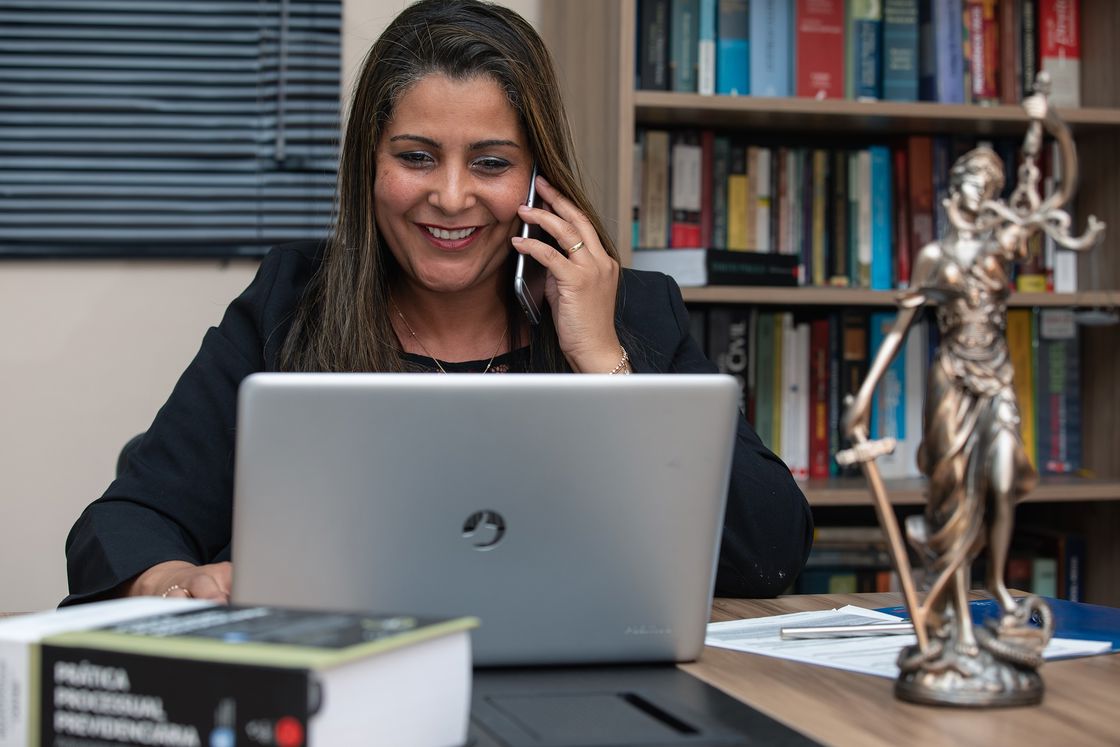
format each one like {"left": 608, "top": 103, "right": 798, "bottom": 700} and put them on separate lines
{"left": 705, "top": 605, "right": 1112, "bottom": 679}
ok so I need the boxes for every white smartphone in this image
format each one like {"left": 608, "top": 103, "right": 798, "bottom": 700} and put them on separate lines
{"left": 514, "top": 164, "right": 541, "bottom": 325}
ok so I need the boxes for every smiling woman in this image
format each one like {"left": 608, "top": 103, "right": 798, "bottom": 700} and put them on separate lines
{"left": 63, "top": 0, "right": 813, "bottom": 607}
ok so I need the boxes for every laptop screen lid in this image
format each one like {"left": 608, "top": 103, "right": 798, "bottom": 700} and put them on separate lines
{"left": 230, "top": 373, "right": 739, "bottom": 666}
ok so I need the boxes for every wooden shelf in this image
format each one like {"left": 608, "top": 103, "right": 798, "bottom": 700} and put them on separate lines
{"left": 802, "top": 476, "right": 1120, "bottom": 507}
{"left": 635, "top": 91, "right": 1120, "bottom": 136}
{"left": 681, "top": 286, "right": 1120, "bottom": 307}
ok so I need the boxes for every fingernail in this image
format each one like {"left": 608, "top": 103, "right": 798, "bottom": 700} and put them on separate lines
{"left": 511, "top": 236, "right": 523, "bottom": 244}
{"left": 518, "top": 204, "right": 531, "bottom": 212}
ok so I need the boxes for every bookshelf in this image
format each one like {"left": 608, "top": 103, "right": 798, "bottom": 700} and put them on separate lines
{"left": 541, "top": 0, "right": 1120, "bottom": 605}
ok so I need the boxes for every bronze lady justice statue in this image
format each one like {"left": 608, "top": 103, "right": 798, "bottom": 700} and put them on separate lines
{"left": 839, "top": 74, "right": 1105, "bottom": 707}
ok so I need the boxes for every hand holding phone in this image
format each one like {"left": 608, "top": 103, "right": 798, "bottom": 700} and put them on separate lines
{"left": 514, "top": 164, "right": 541, "bottom": 324}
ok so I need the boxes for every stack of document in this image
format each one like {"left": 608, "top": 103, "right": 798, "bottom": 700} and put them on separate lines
{"left": 706, "top": 605, "right": 1113, "bottom": 679}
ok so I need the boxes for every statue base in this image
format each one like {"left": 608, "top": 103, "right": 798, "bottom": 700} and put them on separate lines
{"left": 894, "top": 608, "right": 1051, "bottom": 708}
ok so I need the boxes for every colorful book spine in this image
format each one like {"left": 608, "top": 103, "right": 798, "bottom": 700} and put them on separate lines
{"left": 855, "top": 149, "right": 873, "bottom": 288}
{"left": 716, "top": 0, "right": 750, "bottom": 95}
{"left": 933, "top": 0, "right": 966, "bottom": 103}
{"left": 809, "top": 317, "right": 831, "bottom": 479}
{"left": 999, "top": 0, "right": 1023, "bottom": 104}
{"left": 795, "top": 0, "right": 845, "bottom": 99}
{"left": 869, "top": 146, "right": 893, "bottom": 290}
{"left": 753, "top": 147, "right": 772, "bottom": 251}
{"left": 698, "top": 0, "right": 717, "bottom": 95}
{"left": 1007, "top": 308, "right": 1038, "bottom": 470}
{"left": 670, "top": 131, "right": 703, "bottom": 247}
{"left": 750, "top": 0, "right": 792, "bottom": 97}
{"left": 1039, "top": 0, "right": 1081, "bottom": 108}
{"left": 1036, "top": 308, "right": 1081, "bottom": 474}
{"left": 965, "top": 0, "right": 1000, "bottom": 104}
{"left": 881, "top": 0, "right": 919, "bottom": 101}
{"left": 848, "top": 0, "right": 883, "bottom": 100}
{"left": 811, "top": 149, "right": 829, "bottom": 286}
{"left": 699, "top": 130, "right": 715, "bottom": 248}
{"left": 892, "top": 146, "right": 912, "bottom": 288}
{"left": 907, "top": 136, "right": 935, "bottom": 256}
{"left": 639, "top": 129, "right": 671, "bottom": 249}
{"left": 727, "top": 143, "right": 750, "bottom": 250}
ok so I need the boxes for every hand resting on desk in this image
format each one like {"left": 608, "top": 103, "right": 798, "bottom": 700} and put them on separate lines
{"left": 125, "top": 560, "right": 231, "bottom": 602}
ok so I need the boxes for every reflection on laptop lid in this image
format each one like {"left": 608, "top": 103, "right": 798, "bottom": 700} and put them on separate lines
{"left": 230, "top": 373, "right": 739, "bottom": 666}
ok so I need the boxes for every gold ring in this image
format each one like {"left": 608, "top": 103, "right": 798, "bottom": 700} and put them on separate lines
{"left": 567, "top": 240, "right": 585, "bottom": 254}
{"left": 161, "top": 584, "right": 192, "bottom": 599}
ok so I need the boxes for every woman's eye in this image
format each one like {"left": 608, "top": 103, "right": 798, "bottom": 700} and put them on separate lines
{"left": 398, "top": 151, "right": 433, "bottom": 166}
{"left": 473, "top": 157, "right": 510, "bottom": 173}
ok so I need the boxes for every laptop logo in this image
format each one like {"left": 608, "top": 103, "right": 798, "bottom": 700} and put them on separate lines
{"left": 462, "top": 510, "right": 505, "bottom": 550}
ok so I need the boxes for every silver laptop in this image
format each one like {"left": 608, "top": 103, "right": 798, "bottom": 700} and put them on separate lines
{"left": 230, "top": 373, "right": 739, "bottom": 666}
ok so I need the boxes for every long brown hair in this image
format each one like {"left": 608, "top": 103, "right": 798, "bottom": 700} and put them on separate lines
{"left": 279, "top": 0, "right": 619, "bottom": 372}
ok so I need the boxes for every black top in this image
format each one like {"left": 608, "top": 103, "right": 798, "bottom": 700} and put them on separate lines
{"left": 64, "top": 241, "right": 812, "bottom": 605}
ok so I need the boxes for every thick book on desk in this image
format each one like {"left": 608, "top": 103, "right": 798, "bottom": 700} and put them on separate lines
{"left": 0, "top": 597, "right": 212, "bottom": 747}
{"left": 38, "top": 605, "right": 477, "bottom": 747}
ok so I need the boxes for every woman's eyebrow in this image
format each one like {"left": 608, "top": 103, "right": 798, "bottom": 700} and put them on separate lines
{"left": 387, "top": 134, "right": 520, "bottom": 151}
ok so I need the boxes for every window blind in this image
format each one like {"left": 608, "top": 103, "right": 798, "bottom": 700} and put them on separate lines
{"left": 0, "top": 0, "right": 341, "bottom": 257}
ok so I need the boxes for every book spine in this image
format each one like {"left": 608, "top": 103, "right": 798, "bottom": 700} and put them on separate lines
{"left": 1022, "top": 0, "right": 1039, "bottom": 95}
{"left": 708, "top": 307, "right": 752, "bottom": 414}
{"left": 754, "top": 310, "right": 775, "bottom": 450}
{"left": 849, "top": 0, "right": 883, "bottom": 100}
{"left": 999, "top": 0, "right": 1023, "bottom": 104}
{"left": 716, "top": 0, "right": 750, "bottom": 95}
{"left": 670, "top": 131, "right": 704, "bottom": 247}
{"left": 811, "top": 149, "right": 829, "bottom": 286}
{"left": 639, "top": 129, "right": 671, "bottom": 249}
{"left": 699, "top": 130, "right": 715, "bottom": 249}
{"left": 1036, "top": 308, "right": 1080, "bottom": 474}
{"left": 933, "top": 0, "right": 966, "bottom": 103}
{"left": 907, "top": 135, "right": 935, "bottom": 256}
{"left": 632, "top": 137, "right": 643, "bottom": 249}
{"left": 754, "top": 147, "right": 772, "bottom": 251}
{"left": 838, "top": 310, "right": 869, "bottom": 476}
{"left": 855, "top": 149, "right": 873, "bottom": 288}
{"left": 1039, "top": 0, "right": 1080, "bottom": 108}
{"left": 881, "top": 0, "right": 919, "bottom": 101}
{"left": 745, "top": 146, "right": 760, "bottom": 250}
{"left": 638, "top": 0, "right": 671, "bottom": 90}
{"left": 869, "top": 146, "right": 893, "bottom": 290}
{"left": 1007, "top": 308, "right": 1037, "bottom": 469}
{"left": 698, "top": 0, "right": 717, "bottom": 95}
{"left": 892, "top": 145, "right": 912, "bottom": 288}
{"left": 795, "top": 0, "right": 845, "bottom": 99}
{"left": 771, "top": 313, "right": 785, "bottom": 452}
{"left": 965, "top": 0, "right": 1000, "bottom": 103}
{"left": 830, "top": 149, "right": 849, "bottom": 285}
{"left": 711, "top": 134, "right": 732, "bottom": 249}
{"left": 727, "top": 143, "right": 749, "bottom": 250}
{"left": 750, "top": 0, "right": 792, "bottom": 96}
{"left": 670, "top": 0, "right": 701, "bottom": 93}
{"left": 809, "top": 318, "right": 831, "bottom": 479}
{"left": 827, "top": 312, "right": 842, "bottom": 476}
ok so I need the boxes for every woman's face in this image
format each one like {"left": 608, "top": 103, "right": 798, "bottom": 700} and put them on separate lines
{"left": 374, "top": 73, "right": 532, "bottom": 296}
{"left": 957, "top": 166, "right": 997, "bottom": 213}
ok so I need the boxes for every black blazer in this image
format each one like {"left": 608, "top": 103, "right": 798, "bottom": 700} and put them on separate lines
{"left": 64, "top": 242, "right": 812, "bottom": 605}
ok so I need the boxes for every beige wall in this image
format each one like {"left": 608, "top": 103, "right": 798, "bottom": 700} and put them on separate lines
{"left": 1, "top": 0, "right": 539, "bottom": 612}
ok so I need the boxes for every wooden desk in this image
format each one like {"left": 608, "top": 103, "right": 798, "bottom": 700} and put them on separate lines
{"left": 682, "top": 593, "right": 1120, "bottom": 747}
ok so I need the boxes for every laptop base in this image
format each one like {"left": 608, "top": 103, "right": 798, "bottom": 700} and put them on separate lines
{"left": 469, "top": 665, "right": 817, "bottom": 746}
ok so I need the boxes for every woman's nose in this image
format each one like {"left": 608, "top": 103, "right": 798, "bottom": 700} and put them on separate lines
{"left": 428, "top": 166, "right": 476, "bottom": 214}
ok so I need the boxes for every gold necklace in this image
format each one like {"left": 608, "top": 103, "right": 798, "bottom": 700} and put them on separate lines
{"left": 392, "top": 302, "right": 506, "bottom": 374}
